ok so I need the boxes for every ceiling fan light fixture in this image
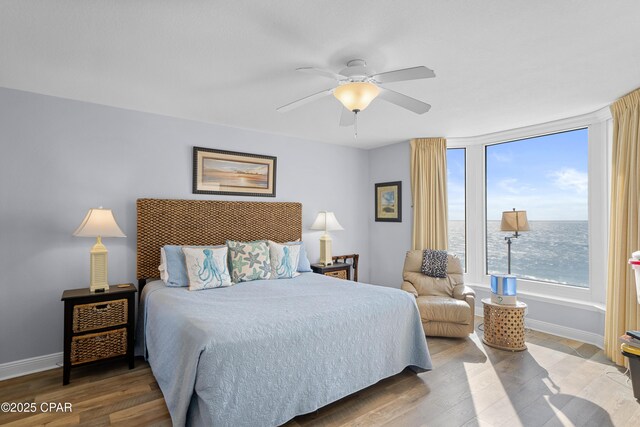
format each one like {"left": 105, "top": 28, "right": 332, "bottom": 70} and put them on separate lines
{"left": 333, "top": 82, "right": 380, "bottom": 112}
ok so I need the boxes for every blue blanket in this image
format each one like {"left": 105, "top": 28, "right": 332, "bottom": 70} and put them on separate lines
{"left": 137, "top": 273, "right": 431, "bottom": 426}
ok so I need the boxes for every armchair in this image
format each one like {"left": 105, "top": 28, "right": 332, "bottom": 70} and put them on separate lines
{"left": 401, "top": 250, "right": 475, "bottom": 337}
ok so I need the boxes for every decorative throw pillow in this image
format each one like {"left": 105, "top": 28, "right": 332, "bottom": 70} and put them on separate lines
{"left": 227, "top": 240, "right": 271, "bottom": 283}
{"left": 285, "top": 241, "right": 312, "bottom": 272}
{"left": 159, "top": 245, "right": 225, "bottom": 287}
{"left": 269, "top": 241, "right": 302, "bottom": 279}
{"left": 421, "top": 249, "right": 448, "bottom": 278}
{"left": 182, "top": 246, "right": 233, "bottom": 291}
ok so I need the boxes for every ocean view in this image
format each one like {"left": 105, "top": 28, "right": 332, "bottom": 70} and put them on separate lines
{"left": 448, "top": 220, "right": 589, "bottom": 288}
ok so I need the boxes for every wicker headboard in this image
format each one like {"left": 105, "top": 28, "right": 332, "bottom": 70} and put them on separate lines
{"left": 136, "top": 198, "right": 302, "bottom": 281}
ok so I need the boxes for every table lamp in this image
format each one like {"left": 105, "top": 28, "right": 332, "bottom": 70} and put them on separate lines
{"left": 500, "top": 208, "right": 530, "bottom": 274}
{"left": 310, "top": 211, "right": 343, "bottom": 265}
{"left": 73, "top": 207, "right": 126, "bottom": 292}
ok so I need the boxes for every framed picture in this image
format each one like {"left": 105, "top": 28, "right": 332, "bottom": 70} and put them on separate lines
{"left": 375, "top": 181, "right": 402, "bottom": 222}
{"left": 193, "top": 147, "right": 277, "bottom": 197}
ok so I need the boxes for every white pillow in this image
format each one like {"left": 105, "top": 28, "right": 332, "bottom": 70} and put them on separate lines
{"left": 159, "top": 247, "right": 169, "bottom": 283}
{"left": 182, "top": 246, "right": 233, "bottom": 291}
{"left": 268, "top": 241, "right": 301, "bottom": 279}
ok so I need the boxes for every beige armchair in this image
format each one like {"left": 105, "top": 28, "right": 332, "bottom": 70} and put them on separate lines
{"left": 401, "top": 250, "right": 475, "bottom": 337}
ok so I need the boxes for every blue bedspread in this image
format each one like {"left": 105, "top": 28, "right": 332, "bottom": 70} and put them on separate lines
{"left": 137, "top": 273, "right": 431, "bottom": 426}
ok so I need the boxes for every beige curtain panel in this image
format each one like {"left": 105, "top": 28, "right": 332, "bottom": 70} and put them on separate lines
{"left": 410, "top": 137, "right": 448, "bottom": 251}
{"left": 605, "top": 88, "right": 640, "bottom": 366}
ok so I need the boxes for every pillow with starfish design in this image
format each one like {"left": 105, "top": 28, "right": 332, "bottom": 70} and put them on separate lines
{"left": 226, "top": 240, "right": 271, "bottom": 283}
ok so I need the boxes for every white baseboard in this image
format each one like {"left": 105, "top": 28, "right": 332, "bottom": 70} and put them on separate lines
{"left": 525, "top": 318, "right": 604, "bottom": 350}
{"left": 0, "top": 352, "right": 63, "bottom": 381}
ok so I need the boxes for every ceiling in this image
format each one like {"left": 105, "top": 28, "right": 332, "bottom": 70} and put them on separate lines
{"left": 1, "top": 1, "right": 639, "bottom": 149}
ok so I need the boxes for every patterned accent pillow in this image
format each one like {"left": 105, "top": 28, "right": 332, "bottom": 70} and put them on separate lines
{"left": 159, "top": 245, "right": 225, "bottom": 287}
{"left": 227, "top": 240, "right": 271, "bottom": 283}
{"left": 182, "top": 247, "right": 232, "bottom": 291}
{"left": 269, "top": 241, "right": 301, "bottom": 279}
{"left": 421, "top": 249, "right": 448, "bottom": 278}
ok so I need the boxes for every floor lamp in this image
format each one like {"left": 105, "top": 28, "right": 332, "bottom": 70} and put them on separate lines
{"left": 501, "top": 208, "right": 530, "bottom": 274}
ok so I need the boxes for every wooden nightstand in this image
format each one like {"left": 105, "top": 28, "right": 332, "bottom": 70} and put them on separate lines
{"left": 61, "top": 284, "right": 137, "bottom": 385}
{"left": 311, "top": 262, "right": 351, "bottom": 281}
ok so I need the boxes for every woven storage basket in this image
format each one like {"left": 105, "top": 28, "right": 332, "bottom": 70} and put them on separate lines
{"left": 482, "top": 303, "right": 526, "bottom": 351}
{"left": 326, "top": 270, "right": 347, "bottom": 280}
{"left": 73, "top": 299, "right": 127, "bottom": 333}
{"left": 71, "top": 328, "right": 127, "bottom": 365}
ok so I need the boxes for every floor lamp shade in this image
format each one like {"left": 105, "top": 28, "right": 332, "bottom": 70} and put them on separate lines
{"left": 500, "top": 210, "right": 530, "bottom": 233}
{"left": 310, "top": 211, "right": 344, "bottom": 265}
{"left": 73, "top": 208, "right": 126, "bottom": 292}
{"left": 500, "top": 209, "right": 529, "bottom": 274}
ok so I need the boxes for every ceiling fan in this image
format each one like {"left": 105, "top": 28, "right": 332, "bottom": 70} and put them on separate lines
{"left": 276, "top": 59, "right": 435, "bottom": 128}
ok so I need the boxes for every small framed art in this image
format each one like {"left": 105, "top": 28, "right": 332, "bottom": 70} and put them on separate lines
{"left": 375, "top": 181, "right": 402, "bottom": 222}
{"left": 193, "top": 147, "right": 277, "bottom": 197}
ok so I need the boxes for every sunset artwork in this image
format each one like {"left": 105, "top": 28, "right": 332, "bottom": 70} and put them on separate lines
{"left": 193, "top": 147, "right": 277, "bottom": 196}
{"left": 202, "top": 159, "right": 269, "bottom": 189}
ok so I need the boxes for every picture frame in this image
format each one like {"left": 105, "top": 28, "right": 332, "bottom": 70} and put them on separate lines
{"left": 193, "top": 147, "right": 277, "bottom": 197}
{"left": 375, "top": 181, "right": 402, "bottom": 222}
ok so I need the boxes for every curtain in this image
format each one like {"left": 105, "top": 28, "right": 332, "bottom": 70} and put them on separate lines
{"left": 605, "top": 88, "right": 640, "bottom": 366}
{"left": 410, "top": 137, "right": 448, "bottom": 250}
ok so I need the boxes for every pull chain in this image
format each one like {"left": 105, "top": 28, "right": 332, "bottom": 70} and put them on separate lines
{"left": 354, "top": 111, "right": 358, "bottom": 139}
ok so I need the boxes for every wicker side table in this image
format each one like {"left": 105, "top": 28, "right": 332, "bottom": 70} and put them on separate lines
{"left": 61, "top": 284, "right": 136, "bottom": 385}
{"left": 482, "top": 298, "right": 527, "bottom": 351}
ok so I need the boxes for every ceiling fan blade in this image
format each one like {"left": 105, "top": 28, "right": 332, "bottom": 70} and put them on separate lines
{"left": 371, "top": 66, "right": 435, "bottom": 84}
{"left": 297, "top": 67, "right": 347, "bottom": 81}
{"left": 339, "top": 108, "right": 355, "bottom": 127}
{"left": 378, "top": 87, "right": 431, "bottom": 114}
{"left": 276, "top": 88, "right": 334, "bottom": 112}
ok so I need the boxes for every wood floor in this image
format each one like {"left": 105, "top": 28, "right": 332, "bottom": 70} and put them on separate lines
{"left": 1, "top": 320, "right": 638, "bottom": 426}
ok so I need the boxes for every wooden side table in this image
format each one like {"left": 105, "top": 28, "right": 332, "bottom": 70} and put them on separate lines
{"left": 482, "top": 298, "right": 527, "bottom": 351}
{"left": 61, "top": 284, "right": 137, "bottom": 385}
{"left": 311, "top": 262, "right": 351, "bottom": 280}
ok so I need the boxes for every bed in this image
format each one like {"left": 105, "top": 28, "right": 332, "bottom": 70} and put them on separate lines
{"left": 135, "top": 199, "right": 431, "bottom": 426}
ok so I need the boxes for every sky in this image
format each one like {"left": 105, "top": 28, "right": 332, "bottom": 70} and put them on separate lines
{"left": 447, "top": 128, "right": 589, "bottom": 221}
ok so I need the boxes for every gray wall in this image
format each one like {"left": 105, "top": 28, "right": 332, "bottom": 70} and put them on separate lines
{"left": 0, "top": 87, "right": 370, "bottom": 364}
{"left": 367, "top": 141, "right": 412, "bottom": 287}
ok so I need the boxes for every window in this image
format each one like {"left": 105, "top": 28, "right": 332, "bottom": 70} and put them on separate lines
{"left": 447, "top": 148, "right": 466, "bottom": 268}
{"left": 485, "top": 129, "right": 589, "bottom": 287}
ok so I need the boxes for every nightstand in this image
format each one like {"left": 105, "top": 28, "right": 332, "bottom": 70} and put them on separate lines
{"left": 311, "top": 262, "right": 351, "bottom": 280}
{"left": 61, "top": 284, "right": 137, "bottom": 385}
{"left": 481, "top": 298, "right": 527, "bottom": 351}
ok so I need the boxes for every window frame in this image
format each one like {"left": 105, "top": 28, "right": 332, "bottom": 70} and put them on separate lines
{"left": 483, "top": 128, "right": 590, "bottom": 289}
{"left": 447, "top": 108, "right": 610, "bottom": 306}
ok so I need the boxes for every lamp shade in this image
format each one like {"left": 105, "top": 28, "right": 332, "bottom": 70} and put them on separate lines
{"left": 310, "top": 211, "right": 344, "bottom": 232}
{"left": 73, "top": 208, "right": 126, "bottom": 238}
{"left": 500, "top": 209, "right": 530, "bottom": 232}
{"left": 333, "top": 82, "right": 380, "bottom": 112}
